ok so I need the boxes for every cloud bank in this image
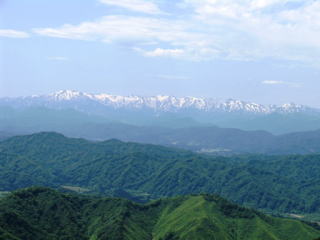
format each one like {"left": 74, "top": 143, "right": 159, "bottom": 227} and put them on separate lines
{"left": 32, "top": 0, "right": 320, "bottom": 65}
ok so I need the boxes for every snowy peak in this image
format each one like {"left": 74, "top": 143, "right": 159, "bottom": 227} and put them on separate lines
{"left": 4, "top": 90, "right": 314, "bottom": 114}
{"left": 278, "top": 103, "right": 307, "bottom": 113}
{"left": 49, "top": 90, "right": 93, "bottom": 100}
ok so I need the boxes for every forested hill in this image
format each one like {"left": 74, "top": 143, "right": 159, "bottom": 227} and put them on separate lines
{"left": 1, "top": 187, "right": 320, "bottom": 240}
{"left": 1, "top": 132, "right": 320, "bottom": 218}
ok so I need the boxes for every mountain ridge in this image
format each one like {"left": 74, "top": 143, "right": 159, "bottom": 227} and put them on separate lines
{"left": 2, "top": 132, "right": 320, "bottom": 218}
{"left": 1, "top": 89, "right": 314, "bottom": 114}
{"left": 1, "top": 187, "right": 320, "bottom": 240}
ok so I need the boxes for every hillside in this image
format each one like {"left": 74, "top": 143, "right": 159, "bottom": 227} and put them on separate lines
{"left": 1, "top": 187, "right": 319, "bottom": 240}
{"left": 1, "top": 132, "right": 320, "bottom": 218}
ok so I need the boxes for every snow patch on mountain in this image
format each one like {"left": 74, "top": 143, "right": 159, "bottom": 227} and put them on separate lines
{"left": 1, "top": 90, "right": 314, "bottom": 114}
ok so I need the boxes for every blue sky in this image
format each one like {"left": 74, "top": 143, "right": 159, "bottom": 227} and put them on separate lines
{"left": 1, "top": 0, "right": 320, "bottom": 106}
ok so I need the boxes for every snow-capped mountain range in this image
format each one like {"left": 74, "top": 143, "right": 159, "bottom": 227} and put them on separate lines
{"left": 0, "top": 90, "right": 315, "bottom": 114}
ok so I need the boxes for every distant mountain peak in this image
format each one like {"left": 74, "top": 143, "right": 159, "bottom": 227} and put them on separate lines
{"left": 0, "top": 90, "right": 315, "bottom": 114}
{"left": 49, "top": 90, "right": 92, "bottom": 100}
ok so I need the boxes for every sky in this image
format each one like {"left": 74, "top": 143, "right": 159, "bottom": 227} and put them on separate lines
{"left": 1, "top": 0, "right": 320, "bottom": 106}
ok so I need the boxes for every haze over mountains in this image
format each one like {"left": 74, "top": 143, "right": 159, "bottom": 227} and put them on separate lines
{"left": 2, "top": 106, "right": 320, "bottom": 154}
{"left": 2, "top": 90, "right": 320, "bottom": 135}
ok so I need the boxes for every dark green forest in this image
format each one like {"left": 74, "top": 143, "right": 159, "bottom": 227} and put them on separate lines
{"left": 1, "top": 187, "right": 320, "bottom": 240}
{"left": 1, "top": 132, "right": 320, "bottom": 219}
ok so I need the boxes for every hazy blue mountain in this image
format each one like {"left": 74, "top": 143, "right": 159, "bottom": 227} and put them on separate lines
{"left": 2, "top": 90, "right": 320, "bottom": 134}
{"left": 0, "top": 107, "right": 320, "bottom": 154}
{"left": 0, "top": 133, "right": 13, "bottom": 141}
{"left": 2, "top": 106, "right": 320, "bottom": 154}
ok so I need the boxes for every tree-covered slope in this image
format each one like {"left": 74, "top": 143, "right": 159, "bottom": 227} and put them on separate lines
{"left": 1, "top": 187, "right": 319, "bottom": 240}
{"left": 1, "top": 132, "right": 320, "bottom": 217}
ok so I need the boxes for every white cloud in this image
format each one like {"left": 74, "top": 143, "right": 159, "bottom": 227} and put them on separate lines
{"left": 0, "top": 29, "right": 30, "bottom": 38}
{"left": 99, "top": 0, "right": 163, "bottom": 14}
{"left": 32, "top": 0, "right": 320, "bottom": 64}
{"left": 181, "top": 0, "right": 320, "bottom": 63}
{"left": 250, "top": 0, "right": 284, "bottom": 10}
{"left": 140, "top": 48, "right": 185, "bottom": 57}
{"left": 34, "top": 16, "right": 196, "bottom": 43}
{"left": 262, "top": 80, "right": 300, "bottom": 87}
{"left": 262, "top": 80, "right": 285, "bottom": 85}
{"left": 33, "top": 15, "right": 221, "bottom": 61}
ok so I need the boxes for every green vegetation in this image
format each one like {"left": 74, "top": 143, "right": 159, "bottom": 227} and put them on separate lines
{"left": 1, "top": 187, "right": 320, "bottom": 240}
{"left": 61, "top": 185, "right": 91, "bottom": 193}
{"left": 1, "top": 132, "right": 320, "bottom": 219}
{"left": 0, "top": 192, "right": 9, "bottom": 199}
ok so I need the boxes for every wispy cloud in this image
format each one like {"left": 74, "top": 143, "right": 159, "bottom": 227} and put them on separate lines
{"left": 34, "top": 16, "right": 193, "bottom": 42}
{"left": 0, "top": 29, "right": 30, "bottom": 38}
{"left": 99, "top": 0, "right": 163, "bottom": 14}
{"left": 32, "top": 0, "right": 320, "bottom": 65}
{"left": 138, "top": 48, "right": 185, "bottom": 57}
{"left": 262, "top": 80, "right": 300, "bottom": 87}
{"left": 262, "top": 80, "right": 285, "bottom": 85}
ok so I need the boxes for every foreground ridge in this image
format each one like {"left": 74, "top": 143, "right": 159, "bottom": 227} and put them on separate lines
{"left": 0, "top": 187, "right": 319, "bottom": 240}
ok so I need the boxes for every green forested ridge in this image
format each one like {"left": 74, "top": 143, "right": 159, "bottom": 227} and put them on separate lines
{"left": 1, "top": 132, "right": 320, "bottom": 217}
{"left": 0, "top": 187, "right": 319, "bottom": 240}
